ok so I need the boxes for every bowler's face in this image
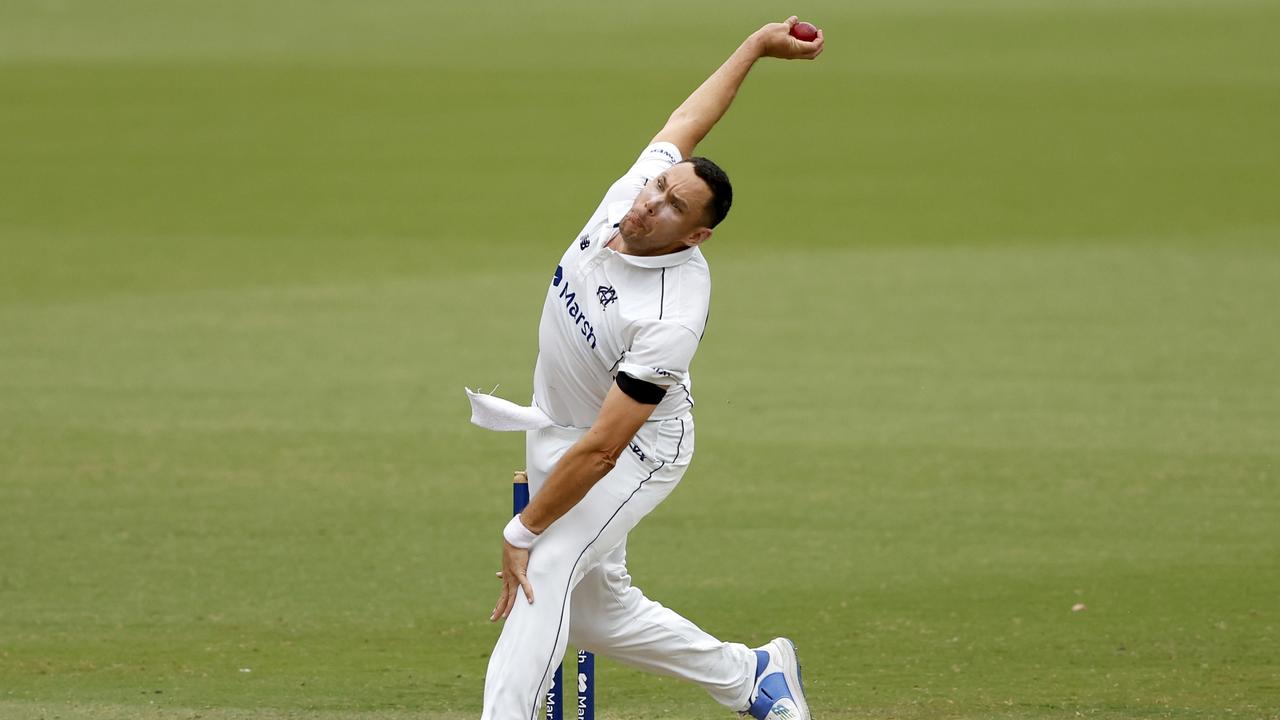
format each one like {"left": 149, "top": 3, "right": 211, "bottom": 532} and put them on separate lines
{"left": 618, "top": 163, "right": 712, "bottom": 254}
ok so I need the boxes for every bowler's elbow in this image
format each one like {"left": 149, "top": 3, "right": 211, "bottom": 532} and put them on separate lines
{"left": 582, "top": 437, "right": 627, "bottom": 473}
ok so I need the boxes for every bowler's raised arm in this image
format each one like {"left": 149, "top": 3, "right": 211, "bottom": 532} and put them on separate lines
{"left": 652, "top": 16, "right": 824, "bottom": 159}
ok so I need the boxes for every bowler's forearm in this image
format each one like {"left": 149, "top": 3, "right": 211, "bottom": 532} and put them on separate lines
{"left": 656, "top": 34, "right": 765, "bottom": 157}
{"left": 518, "top": 384, "right": 656, "bottom": 536}
{"left": 519, "top": 443, "right": 618, "bottom": 534}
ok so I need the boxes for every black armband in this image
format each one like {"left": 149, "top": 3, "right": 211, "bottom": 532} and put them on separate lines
{"left": 616, "top": 371, "right": 667, "bottom": 405}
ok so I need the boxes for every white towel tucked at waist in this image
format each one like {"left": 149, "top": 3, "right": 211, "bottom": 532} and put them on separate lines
{"left": 465, "top": 387, "right": 555, "bottom": 431}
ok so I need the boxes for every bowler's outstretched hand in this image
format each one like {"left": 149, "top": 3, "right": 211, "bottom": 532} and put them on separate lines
{"left": 491, "top": 541, "right": 533, "bottom": 622}
{"left": 756, "top": 16, "right": 825, "bottom": 60}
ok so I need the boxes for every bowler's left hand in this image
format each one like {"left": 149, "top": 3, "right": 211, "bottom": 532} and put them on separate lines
{"left": 491, "top": 541, "right": 534, "bottom": 621}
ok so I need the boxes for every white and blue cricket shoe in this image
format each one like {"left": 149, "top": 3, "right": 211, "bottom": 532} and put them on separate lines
{"left": 744, "top": 638, "right": 809, "bottom": 720}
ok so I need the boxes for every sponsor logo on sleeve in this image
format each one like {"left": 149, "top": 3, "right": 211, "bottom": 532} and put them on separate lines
{"left": 650, "top": 147, "right": 677, "bottom": 163}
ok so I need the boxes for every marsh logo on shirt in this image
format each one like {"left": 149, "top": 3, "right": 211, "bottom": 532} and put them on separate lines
{"left": 552, "top": 265, "right": 597, "bottom": 350}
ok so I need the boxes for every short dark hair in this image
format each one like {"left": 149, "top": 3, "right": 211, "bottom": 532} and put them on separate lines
{"left": 683, "top": 156, "right": 733, "bottom": 228}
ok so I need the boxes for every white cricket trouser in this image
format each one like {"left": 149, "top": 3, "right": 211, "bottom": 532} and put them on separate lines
{"left": 481, "top": 417, "right": 756, "bottom": 720}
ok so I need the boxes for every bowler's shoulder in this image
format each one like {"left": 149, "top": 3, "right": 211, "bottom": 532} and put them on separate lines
{"left": 675, "top": 248, "right": 712, "bottom": 289}
{"left": 660, "top": 250, "right": 712, "bottom": 335}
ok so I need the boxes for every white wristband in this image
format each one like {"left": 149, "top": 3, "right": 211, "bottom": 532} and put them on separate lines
{"left": 503, "top": 514, "right": 539, "bottom": 549}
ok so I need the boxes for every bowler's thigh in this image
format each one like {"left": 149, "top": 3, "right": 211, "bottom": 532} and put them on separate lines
{"left": 528, "top": 447, "right": 686, "bottom": 585}
{"left": 525, "top": 425, "right": 584, "bottom": 496}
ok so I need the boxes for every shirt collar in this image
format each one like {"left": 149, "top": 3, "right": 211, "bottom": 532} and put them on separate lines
{"left": 611, "top": 245, "right": 698, "bottom": 268}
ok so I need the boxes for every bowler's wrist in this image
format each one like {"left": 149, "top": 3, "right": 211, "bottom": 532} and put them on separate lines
{"left": 503, "top": 514, "right": 540, "bottom": 549}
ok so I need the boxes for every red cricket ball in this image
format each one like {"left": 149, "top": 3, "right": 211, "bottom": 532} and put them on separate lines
{"left": 790, "top": 21, "right": 819, "bottom": 42}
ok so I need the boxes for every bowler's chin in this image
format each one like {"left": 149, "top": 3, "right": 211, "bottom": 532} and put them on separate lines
{"left": 619, "top": 216, "right": 642, "bottom": 242}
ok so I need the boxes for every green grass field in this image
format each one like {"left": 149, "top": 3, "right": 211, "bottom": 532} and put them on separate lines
{"left": 2, "top": 1, "right": 1278, "bottom": 718}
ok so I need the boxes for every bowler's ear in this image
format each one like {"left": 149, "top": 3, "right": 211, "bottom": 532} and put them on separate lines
{"left": 684, "top": 227, "right": 712, "bottom": 248}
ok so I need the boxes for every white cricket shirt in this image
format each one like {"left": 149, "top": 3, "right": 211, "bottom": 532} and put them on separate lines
{"left": 532, "top": 142, "right": 711, "bottom": 428}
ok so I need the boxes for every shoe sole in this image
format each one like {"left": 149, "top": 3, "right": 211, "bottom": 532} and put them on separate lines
{"left": 774, "top": 637, "right": 810, "bottom": 720}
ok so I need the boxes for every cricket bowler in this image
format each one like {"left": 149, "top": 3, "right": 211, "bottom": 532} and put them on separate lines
{"left": 473, "top": 16, "right": 824, "bottom": 720}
